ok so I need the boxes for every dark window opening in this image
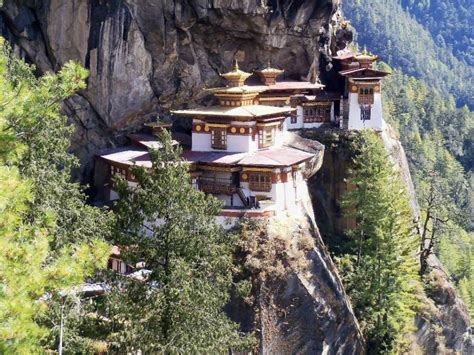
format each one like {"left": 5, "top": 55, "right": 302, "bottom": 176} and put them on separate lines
{"left": 361, "top": 105, "right": 371, "bottom": 121}
{"left": 211, "top": 128, "right": 227, "bottom": 149}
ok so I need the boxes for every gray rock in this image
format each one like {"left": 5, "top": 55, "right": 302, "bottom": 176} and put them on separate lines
{"left": 0, "top": 0, "right": 350, "bottom": 183}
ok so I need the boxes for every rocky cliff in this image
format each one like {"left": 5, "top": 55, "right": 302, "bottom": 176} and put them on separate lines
{"left": 305, "top": 127, "right": 474, "bottom": 354}
{"left": 233, "top": 202, "right": 365, "bottom": 354}
{"left": 0, "top": 0, "right": 351, "bottom": 182}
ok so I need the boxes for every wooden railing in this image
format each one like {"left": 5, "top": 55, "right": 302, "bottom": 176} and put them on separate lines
{"left": 198, "top": 177, "right": 237, "bottom": 195}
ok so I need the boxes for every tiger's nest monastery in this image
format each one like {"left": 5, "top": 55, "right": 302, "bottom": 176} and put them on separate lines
{"left": 97, "top": 50, "right": 389, "bottom": 228}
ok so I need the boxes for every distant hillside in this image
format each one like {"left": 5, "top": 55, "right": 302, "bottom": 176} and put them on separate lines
{"left": 343, "top": 0, "right": 473, "bottom": 109}
{"left": 401, "top": 0, "right": 473, "bottom": 66}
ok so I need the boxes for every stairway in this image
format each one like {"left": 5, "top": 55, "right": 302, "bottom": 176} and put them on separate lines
{"left": 237, "top": 188, "right": 250, "bottom": 207}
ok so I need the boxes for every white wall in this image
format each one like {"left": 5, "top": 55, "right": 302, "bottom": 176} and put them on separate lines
{"left": 228, "top": 134, "right": 258, "bottom": 152}
{"left": 286, "top": 106, "right": 304, "bottom": 130}
{"left": 285, "top": 104, "right": 334, "bottom": 130}
{"left": 192, "top": 132, "right": 212, "bottom": 151}
{"left": 303, "top": 122, "right": 324, "bottom": 129}
{"left": 274, "top": 127, "right": 285, "bottom": 147}
{"left": 191, "top": 131, "right": 258, "bottom": 152}
{"left": 347, "top": 92, "right": 385, "bottom": 131}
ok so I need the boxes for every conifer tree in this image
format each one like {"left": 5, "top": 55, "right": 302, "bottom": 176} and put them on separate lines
{"left": 4, "top": 44, "right": 112, "bottom": 249}
{"left": 107, "top": 131, "right": 251, "bottom": 352}
{"left": 340, "top": 130, "right": 420, "bottom": 353}
{"left": 0, "top": 38, "right": 110, "bottom": 353}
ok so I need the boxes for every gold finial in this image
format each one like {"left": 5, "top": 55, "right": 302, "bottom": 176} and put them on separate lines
{"left": 232, "top": 59, "right": 239, "bottom": 71}
{"left": 363, "top": 46, "right": 368, "bottom": 55}
{"left": 267, "top": 59, "right": 272, "bottom": 68}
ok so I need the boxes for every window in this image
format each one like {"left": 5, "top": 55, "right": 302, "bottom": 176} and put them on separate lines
{"left": 249, "top": 174, "right": 272, "bottom": 192}
{"left": 303, "top": 105, "right": 330, "bottom": 123}
{"left": 211, "top": 128, "right": 227, "bottom": 149}
{"left": 361, "top": 105, "right": 371, "bottom": 121}
{"left": 111, "top": 165, "right": 127, "bottom": 178}
{"left": 290, "top": 114, "right": 297, "bottom": 124}
{"left": 258, "top": 127, "right": 274, "bottom": 148}
{"left": 358, "top": 86, "right": 375, "bottom": 104}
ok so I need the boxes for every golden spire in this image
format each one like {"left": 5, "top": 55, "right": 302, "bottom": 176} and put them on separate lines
{"left": 232, "top": 59, "right": 239, "bottom": 71}
{"left": 255, "top": 60, "right": 284, "bottom": 85}
{"left": 354, "top": 46, "right": 378, "bottom": 66}
{"left": 220, "top": 59, "right": 252, "bottom": 87}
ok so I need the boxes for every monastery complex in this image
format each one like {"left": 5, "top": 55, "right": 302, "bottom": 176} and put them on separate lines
{"left": 98, "top": 50, "right": 389, "bottom": 228}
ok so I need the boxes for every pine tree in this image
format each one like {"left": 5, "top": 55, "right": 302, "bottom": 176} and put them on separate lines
{"left": 340, "top": 130, "right": 420, "bottom": 353}
{"left": 0, "top": 38, "right": 110, "bottom": 353}
{"left": 106, "top": 131, "right": 252, "bottom": 352}
{"left": 4, "top": 45, "right": 112, "bottom": 250}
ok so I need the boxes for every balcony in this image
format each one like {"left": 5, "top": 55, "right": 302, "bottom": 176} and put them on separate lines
{"left": 198, "top": 176, "right": 238, "bottom": 195}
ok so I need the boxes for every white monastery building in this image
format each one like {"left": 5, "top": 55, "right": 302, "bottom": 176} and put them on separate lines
{"left": 97, "top": 51, "right": 389, "bottom": 228}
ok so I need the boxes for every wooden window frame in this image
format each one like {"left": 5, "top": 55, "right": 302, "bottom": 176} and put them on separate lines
{"left": 249, "top": 173, "right": 272, "bottom": 192}
{"left": 258, "top": 127, "right": 274, "bottom": 148}
{"left": 211, "top": 128, "right": 227, "bottom": 150}
{"left": 358, "top": 86, "right": 374, "bottom": 105}
{"left": 303, "top": 106, "right": 330, "bottom": 123}
{"left": 360, "top": 105, "right": 371, "bottom": 121}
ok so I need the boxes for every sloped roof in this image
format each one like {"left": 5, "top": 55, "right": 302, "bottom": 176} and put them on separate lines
{"left": 98, "top": 146, "right": 152, "bottom": 168}
{"left": 181, "top": 151, "right": 247, "bottom": 165}
{"left": 172, "top": 105, "right": 295, "bottom": 119}
{"left": 332, "top": 52, "right": 360, "bottom": 60}
{"left": 266, "top": 81, "right": 325, "bottom": 91}
{"left": 238, "top": 147, "right": 314, "bottom": 167}
{"left": 181, "top": 147, "right": 314, "bottom": 168}
{"left": 128, "top": 133, "right": 178, "bottom": 150}
{"left": 339, "top": 67, "right": 390, "bottom": 77}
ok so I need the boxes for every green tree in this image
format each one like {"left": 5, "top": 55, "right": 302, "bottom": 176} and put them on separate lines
{"left": 4, "top": 45, "right": 111, "bottom": 250}
{"left": 380, "top": 65, "right": 474, "bottom": 320}
{"left": 0, "top": 38, "right": 110, "bottom": 353}
{"left": 105, "top": 131, "right": 251, "bottom": 352}
{"left": 339, "top": 130, "right": 420, "bottom": 353}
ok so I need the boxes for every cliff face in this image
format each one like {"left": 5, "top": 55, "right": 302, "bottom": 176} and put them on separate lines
{"left": 306, "top": 127, "right": 474, "bottom": 354}
{"left": 234, "top": 203, "right": 365, "bottom": 354}
{"left": 259, "top": 211, "right": 365, "bottom": 354}
{"left": 0, "top": 0, "right": 351, "bottom": 181}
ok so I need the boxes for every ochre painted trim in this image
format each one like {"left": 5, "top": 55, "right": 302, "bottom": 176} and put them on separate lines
{"left": 206, "top": 123, "right": 230, "bottom": 128}
{"left": 197, "top": 164, "right": 241, "bottom": 172}
{"left": 242, "top": 167, "right": 274, "bottom": 172}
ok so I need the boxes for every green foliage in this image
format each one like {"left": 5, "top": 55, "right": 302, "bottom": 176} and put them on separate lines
{"left": 4, "top": 46, "right": 112, "bottom": 249}
{"left": 401, "top": 0, "right": 474, "bottom": 66}
{"left": 103, "top": 131, "right": 252, "bottom": 352}
{"left": 339, "top": 130, "right": 420, "bottom": 353}
{"left": 344, "top": 0, "right": 474, "bottom": 108}
{"left": 380, "top": 66, "right": 474, "bottom": 320}
{"left": 438, "top": 228, "right": 474, "bottom": 320}
{"left": 0, "top": 38, "right": 110, "bottom": 353}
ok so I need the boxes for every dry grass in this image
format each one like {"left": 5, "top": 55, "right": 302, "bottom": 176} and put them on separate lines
{"left": 238, "top": 215, "right": 315, "bottom": 282}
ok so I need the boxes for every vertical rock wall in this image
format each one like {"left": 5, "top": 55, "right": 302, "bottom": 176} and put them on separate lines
{"left": 0, "top": 0, "right": 351, "bottom": 182}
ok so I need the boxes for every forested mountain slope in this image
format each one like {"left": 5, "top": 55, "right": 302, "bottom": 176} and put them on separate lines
{"left": 381, "top": 67, "right": 474, "bottom": 321}
{"left": 344, "top": 0, "right": 473, "bottom": 109}
{"left": 345, "top": 0, "right": 474, "bottom": 323}
{"left": 401, "top": 0, "right": 473, "bottom": 66}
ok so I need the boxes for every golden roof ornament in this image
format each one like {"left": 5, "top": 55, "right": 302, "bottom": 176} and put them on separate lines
{"left": 354, "top": 46, "right": 378, "bottom": 61}
{"left": 255, "top": 60, "right": 284, "bottom": 85}
{"left": 144, "top": 116, "right": 172, "bottom": 136}
{"left": 258, "top": 60, "right": 284, "bottom": 74}
{"left": 220, "top": 59, "right": 252, "bottom": 87}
